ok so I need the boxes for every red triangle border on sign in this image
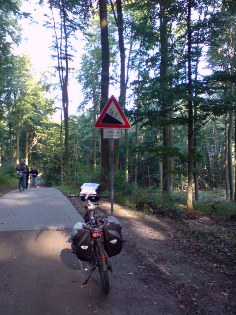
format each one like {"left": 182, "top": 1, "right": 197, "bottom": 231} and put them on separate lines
{"left": 95, "top": 95, "right": 131, "bottom": 129}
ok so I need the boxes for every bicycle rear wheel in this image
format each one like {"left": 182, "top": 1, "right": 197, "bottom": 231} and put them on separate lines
{"left": 96, "top": 240, "right": 109, "bottom": 294}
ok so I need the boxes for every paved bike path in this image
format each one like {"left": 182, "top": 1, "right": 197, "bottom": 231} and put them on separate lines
{"left": 0, "top": 188, "right": 181, "bottom": 315}
{"left": 0, "top": 187, "right": 83, "bottom": 231}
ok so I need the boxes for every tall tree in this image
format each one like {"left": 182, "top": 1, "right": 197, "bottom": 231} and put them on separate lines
{"left": 77, "top": 23, "right": 102, "bottom": 172}
{"left": 110, "top": 0, "right": 130, "bottom": 181}
{"left": 207, "top": 0, "right": 236, "bottom": 200}
{"left": 49, "top": 0, "right": 71, "bottom": 182}
{"left": 0, "top": 0, "right": 21, "bottom": 108}
{"left": 99, "top": 0, "right": 110, "bottom": 189}
{"left": 2, "top": 54, "right": 54, "bottom": 167}
{"left": 159, "top": 0, "right": 174, "bottom": 193}
{"left": 40, "top": 0, "right": 91, "bottom": 182}
{"left": 186, "top": 0, "right": 194, "bottom": 210}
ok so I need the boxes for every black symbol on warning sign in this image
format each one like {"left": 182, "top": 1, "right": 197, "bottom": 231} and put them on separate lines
{"left": 95, "top": 95, "right": 130, "bottom": 129}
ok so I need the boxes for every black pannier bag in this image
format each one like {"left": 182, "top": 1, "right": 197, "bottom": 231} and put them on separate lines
{"left": 103, "top": 216, "right": 122, "bottom": 257}
{"left": 71, "top": 223, "right": 94, "bottom": 262}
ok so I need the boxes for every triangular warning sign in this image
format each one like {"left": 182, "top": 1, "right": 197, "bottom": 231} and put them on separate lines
{"left": 95, "top": 95, "right": 130, "bottom": 129}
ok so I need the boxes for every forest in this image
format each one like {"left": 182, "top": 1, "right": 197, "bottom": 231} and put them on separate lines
{"left": 0, "top": 0, "right": 235, "bottom": 214}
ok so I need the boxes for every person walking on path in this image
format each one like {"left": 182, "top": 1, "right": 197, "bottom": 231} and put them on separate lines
{"left": 16, "top": 159, "right": 29, "bottom": 189}
{"left": 29, "top": 167, "right": 39, "bottom": 188}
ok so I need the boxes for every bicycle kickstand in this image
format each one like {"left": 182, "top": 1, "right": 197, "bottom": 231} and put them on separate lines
{"left": 82, "top": 267, "right": 96, "bottom": 286}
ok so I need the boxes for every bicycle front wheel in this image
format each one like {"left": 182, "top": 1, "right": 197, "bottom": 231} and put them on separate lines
{"left": 98, "top": 263, "right": 109, "bottom": 294}
{"left": 96, "top": 240, "right": 109, "bottom": 294}
{"left": 19, "top": 179, "right": 24, "bottom": 192}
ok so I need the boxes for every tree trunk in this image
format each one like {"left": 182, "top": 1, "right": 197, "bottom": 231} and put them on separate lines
{"left": 25, "top": 131, "right": 29, "bottom": 165}
{"left": 60, "top": 109, "right": 64, "bottom": 184}
{"left": 168, "top": 117, "right": 174, "bottom": 191}
{"left": 234, "top": 111, "right": 236, "bottom": 201}
{"left": 16, "top": 128, "right": 20, "bottom": 164}
{"left": 116, "top": 0, "right": 129, "bottom": 182}
{"left": 63, "top": 84, "right": 70, "bottom": 182}
{"left": 125, "top": 130, "right": 129, "bottom": 182}
{"left": 99, "top": 0, "right": 110, "bottom": 189}
{"left": 111, "top": 0, "right": 129, "bottom": 179}
{"left": 159, "top": 161, "right": 163, "bottom": 190}
{"left": 93, "top": 89, "right": 98, "bottom": 171}
{"left": 205, "top": 141, "right": 213, "bottom": 188}
{"left": 225, "top": 115, "right": 229, "bottom": 200}
{"left": 134, "top": 124, "right": 138, "bottom": 185}
{"left": 50, "top": 1, "right": 70, "bottom": 182}
{"left": 228, "top": 110, "right": 234, "bottom": 200}
{"left": 62, "top": 3, "right": 70, "bottom": 182}
{"left": 9, "top": 125, "right": 14, "bottom": 164}
{"left": 187, "top": 0, "right": 194, "bottom": 211}
{"left": 159, "top": 1, "right": 173, "bottom": 193}
{"left": 193, "top": 14, "right": 201, "bottom": 201}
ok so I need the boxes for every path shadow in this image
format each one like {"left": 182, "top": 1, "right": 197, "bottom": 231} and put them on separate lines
{"left": 60, "top": 248, "right": 85, "bottom": 270}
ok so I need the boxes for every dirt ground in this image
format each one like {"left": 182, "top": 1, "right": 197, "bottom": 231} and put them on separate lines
{"left": 67, "top": 195, "right": 236, "bottom": 315}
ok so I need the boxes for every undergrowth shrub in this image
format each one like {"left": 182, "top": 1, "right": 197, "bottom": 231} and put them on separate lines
{"left": 52, "top": 166, "right": 234, "bottom": 221}
{"left": 54, "top": 184, "right": 79, "bottom": 194}
{"left": 198, "top": 188, "right": 226, "bottom": 203}
{"left": 73, "top": 164, "right": 101, "bottom": 187}
{"left": 114, "top": 183, "right": 183, "bottom": 218}
{"left": 114, "top": 184, "right": 235, "bottom": 220}
{"left": 0, "top": 165, "right": 17, "bottom": 191}
{"left": 194, "top": 200, "right": 236, "bottom": 219}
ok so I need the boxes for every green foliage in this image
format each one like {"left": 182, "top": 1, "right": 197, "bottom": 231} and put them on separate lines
{"left": 54, "top": 184, "right": 79, "bottom": 195}
{"left": 115, "top": 185, "right": 183, "bottom": 218}
{"left": 77, "top": 22, "right": 101, "bottom": 110}
{"left": 41, "top": 163, "right": 60, "bottom": 186}
{"left": 114, "top": 185, "right": 236, "bottom": 220}
{"left": 72, "top": 162, "right": 101, "bottom": 187}
{"left": 0, "top": 166, "right": 17, "bottom": 191}
{"left": 0, "top": 0, "right": 21, "bottom": 115}
{"left": 114, "top": 170, "right": 132, "bottom": 192}
{"left": 36, "top": 121, "right": 62, "bottom": 186}
{"left": 194, "top": 189, "right": 236, "bottom": 219}
{"left": 2, "top": 163, "right": 17, "bottom": 177}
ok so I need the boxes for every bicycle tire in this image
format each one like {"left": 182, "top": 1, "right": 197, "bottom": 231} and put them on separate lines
{"left": 96, "top": 240, "right": 109, "bottom": 294}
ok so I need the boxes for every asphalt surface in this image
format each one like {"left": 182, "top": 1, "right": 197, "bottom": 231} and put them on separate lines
{"left": 0, "top": 187, "right": 180, "bottom": 315}
{"left": 0, "top": 187, "right": 83, "bottom": 231}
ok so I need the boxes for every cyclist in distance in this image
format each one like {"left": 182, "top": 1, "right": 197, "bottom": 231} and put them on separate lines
{"left": 16, "top": 159, "right": 29, "bottom": 189}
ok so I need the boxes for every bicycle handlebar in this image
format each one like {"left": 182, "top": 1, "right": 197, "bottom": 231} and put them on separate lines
{"left": 85, "top": 218, "right": 106, "bottom": 231}
{"left": 67, "top": 193, "right": 80, "bottom": 197}
{"left": 67, "top": 193, "right": 110, "bottom": 199}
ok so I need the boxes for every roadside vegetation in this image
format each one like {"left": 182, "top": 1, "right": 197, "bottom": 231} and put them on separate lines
{"left": 55, "top": 180, "right": 236, "bottom": 222}
{"left": 2, "top": 163, "right": 235, "bottom": 222}
{"left": 0, "top": 168, "right": 18, "bottom": 195}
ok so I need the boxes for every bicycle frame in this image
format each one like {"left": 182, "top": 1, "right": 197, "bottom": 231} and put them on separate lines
{"left": 82, "top": 196, "right": 111, "bottom": 294}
